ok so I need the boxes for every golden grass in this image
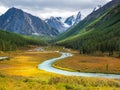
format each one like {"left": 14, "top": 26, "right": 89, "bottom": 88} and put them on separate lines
{"left": 54, "top": 53, "right": 120, "bottom": 74}
{"left": 0, "top": 49, "right": 60, "bottom": 77}
{"left": 0, "top": 46, "right": 120, "bottom": 90}
{"left": 0, "top": 73, "right": 120, "bottom": 90}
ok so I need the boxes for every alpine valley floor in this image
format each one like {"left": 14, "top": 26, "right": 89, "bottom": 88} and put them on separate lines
{"left": 0, "top": 46, "right": 120, "bottom": 90}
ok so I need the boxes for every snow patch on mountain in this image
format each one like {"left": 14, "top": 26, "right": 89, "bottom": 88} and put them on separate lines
{"left": 45, "top": 11, "right": 81, "bottom": 33}
{"left": 0, "top": 7, "right": 59, "bottom": 36}
{"left": 93, "top": 5, "right": 102, "bottom": 12}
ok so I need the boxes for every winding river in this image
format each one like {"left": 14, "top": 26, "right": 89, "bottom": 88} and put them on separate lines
{"left": 38, "top": 52, "right": 120, "bottom": 79}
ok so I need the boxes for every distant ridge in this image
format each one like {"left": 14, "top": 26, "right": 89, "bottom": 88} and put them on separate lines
{"left": 45, "top": 11, "right": 81, "bottom": 33}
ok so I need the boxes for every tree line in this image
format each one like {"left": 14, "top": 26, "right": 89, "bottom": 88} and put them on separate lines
{"left": 0, "top": 30, "right": 46, "bottom": 51}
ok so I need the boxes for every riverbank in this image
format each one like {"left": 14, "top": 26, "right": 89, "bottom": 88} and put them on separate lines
{"left": 53, "top": 53, "right": 120, "bottom": 74}
{"left": 38, "top": 52, "right": 120, "bottom": 79}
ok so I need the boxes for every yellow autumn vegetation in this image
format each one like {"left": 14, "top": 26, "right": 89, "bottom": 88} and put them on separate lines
{"left": 0, "top": 46, "right": 120, "bottom": 90}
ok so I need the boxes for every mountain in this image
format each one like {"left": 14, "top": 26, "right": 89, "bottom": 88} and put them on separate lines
{"left": 65, "top": 11, "right": 81, "bottom": 25}
{"left": 55, "top": 0, "right": 120, "bottom": 41}
{"left": 55, "top": 0, "right": 120, "bottom": 56}
{"left": 93, "top": 5, "right": 102, "bottom": 12}
{"left": 0, "top": 7, "right": 59, "bottom": 36}
{"left": 64, "top": 15, "right": 76, "bottom": 26}
{"left": 74, "top": 11, "right": 81, "bottom": 24}
{"left": 45, "top": 11, "right": 81, "bottom": 33}
{"left": 45, "top": 16, "right": 69, "bottom": 33}
{"left": 0, "top": 30, "right": 46, "bottom": 51}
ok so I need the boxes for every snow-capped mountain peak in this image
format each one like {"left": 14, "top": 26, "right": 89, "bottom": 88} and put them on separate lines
{"left": 65, "top": 11, "right": 81, "bottom": 26}
{"left": 75, "top": 11, "right": 81, "bottom": 24}
{"left": 64, "top": 15, "right": 76, "bottom": 26}
{"left": 93, "top": 5, "right": 102, "bottom": 12}
{"left": 45, "top": 11, "right": 81, "bottom": 33}
{"left": 45, "top": 16, "right": 68, "bottom": 33}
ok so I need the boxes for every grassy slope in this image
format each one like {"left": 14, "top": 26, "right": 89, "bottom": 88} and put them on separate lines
{"left": 56, "top": 4, "right": 120, "bottom": 52}
{"left": 54, "top": 1, "right": 120, "bottom": 42}
{"left": 60, "top": 6, "right": 120, "bottom": 39}
{"left": 0, "top": 30, "right": 46, "bottom": 51}
{"left": 53, "top": 16, "right": 95, "bottom": 43}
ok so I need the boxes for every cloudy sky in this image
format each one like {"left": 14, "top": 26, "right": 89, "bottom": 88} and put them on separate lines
{"left": 0, "top": 0, "right": 111, "bottom": 19}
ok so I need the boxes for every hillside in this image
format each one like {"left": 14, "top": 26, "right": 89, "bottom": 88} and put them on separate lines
{"left": 0, "top": 30, "right": 46, "bottom": 51}
{"left": 54, "top": 0, "right": 120, "bottom": 42}
{"left": 56, "top": 3, "right": 120, "bottom": 56}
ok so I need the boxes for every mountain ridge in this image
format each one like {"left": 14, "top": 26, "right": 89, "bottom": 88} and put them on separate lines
{"left": 54, "top": 0, "right": 120, "bottom": 42}
{"left": 45, "top": 11, "right": 81, "bottom": 33}
{"left": 0, "top": 7, "right": 59, "bottom": 36}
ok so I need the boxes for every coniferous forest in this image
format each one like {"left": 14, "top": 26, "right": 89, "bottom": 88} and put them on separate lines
{"left": 0, "top": 30, "right": 46, "bottom": 51}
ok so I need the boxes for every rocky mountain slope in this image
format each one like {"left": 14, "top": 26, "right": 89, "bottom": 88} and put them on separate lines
{"left": 45, "top": 17, "right": 69, "bottom": 33}
{"left": 0, "top": 7, "right": 59, "bottom": 36}
{"left": 65, "top": 11, "right": 81, "bottom": 25}
{"left": 45, "top": 11, "right": 81, "bottom": 33}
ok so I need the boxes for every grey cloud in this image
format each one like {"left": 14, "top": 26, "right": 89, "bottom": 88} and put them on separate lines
{"left": 0, "top": 0, "right": 111, "bottom": 18}
{"left": 0, "top": 0, "right": 110, "bottom": 10}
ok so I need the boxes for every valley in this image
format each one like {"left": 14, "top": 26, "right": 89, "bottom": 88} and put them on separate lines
{"left": 0, "top": 46, "right": 120, "bottom": 90}
{"left": 0, "top": 0, "right": 120, "bottom": 90}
